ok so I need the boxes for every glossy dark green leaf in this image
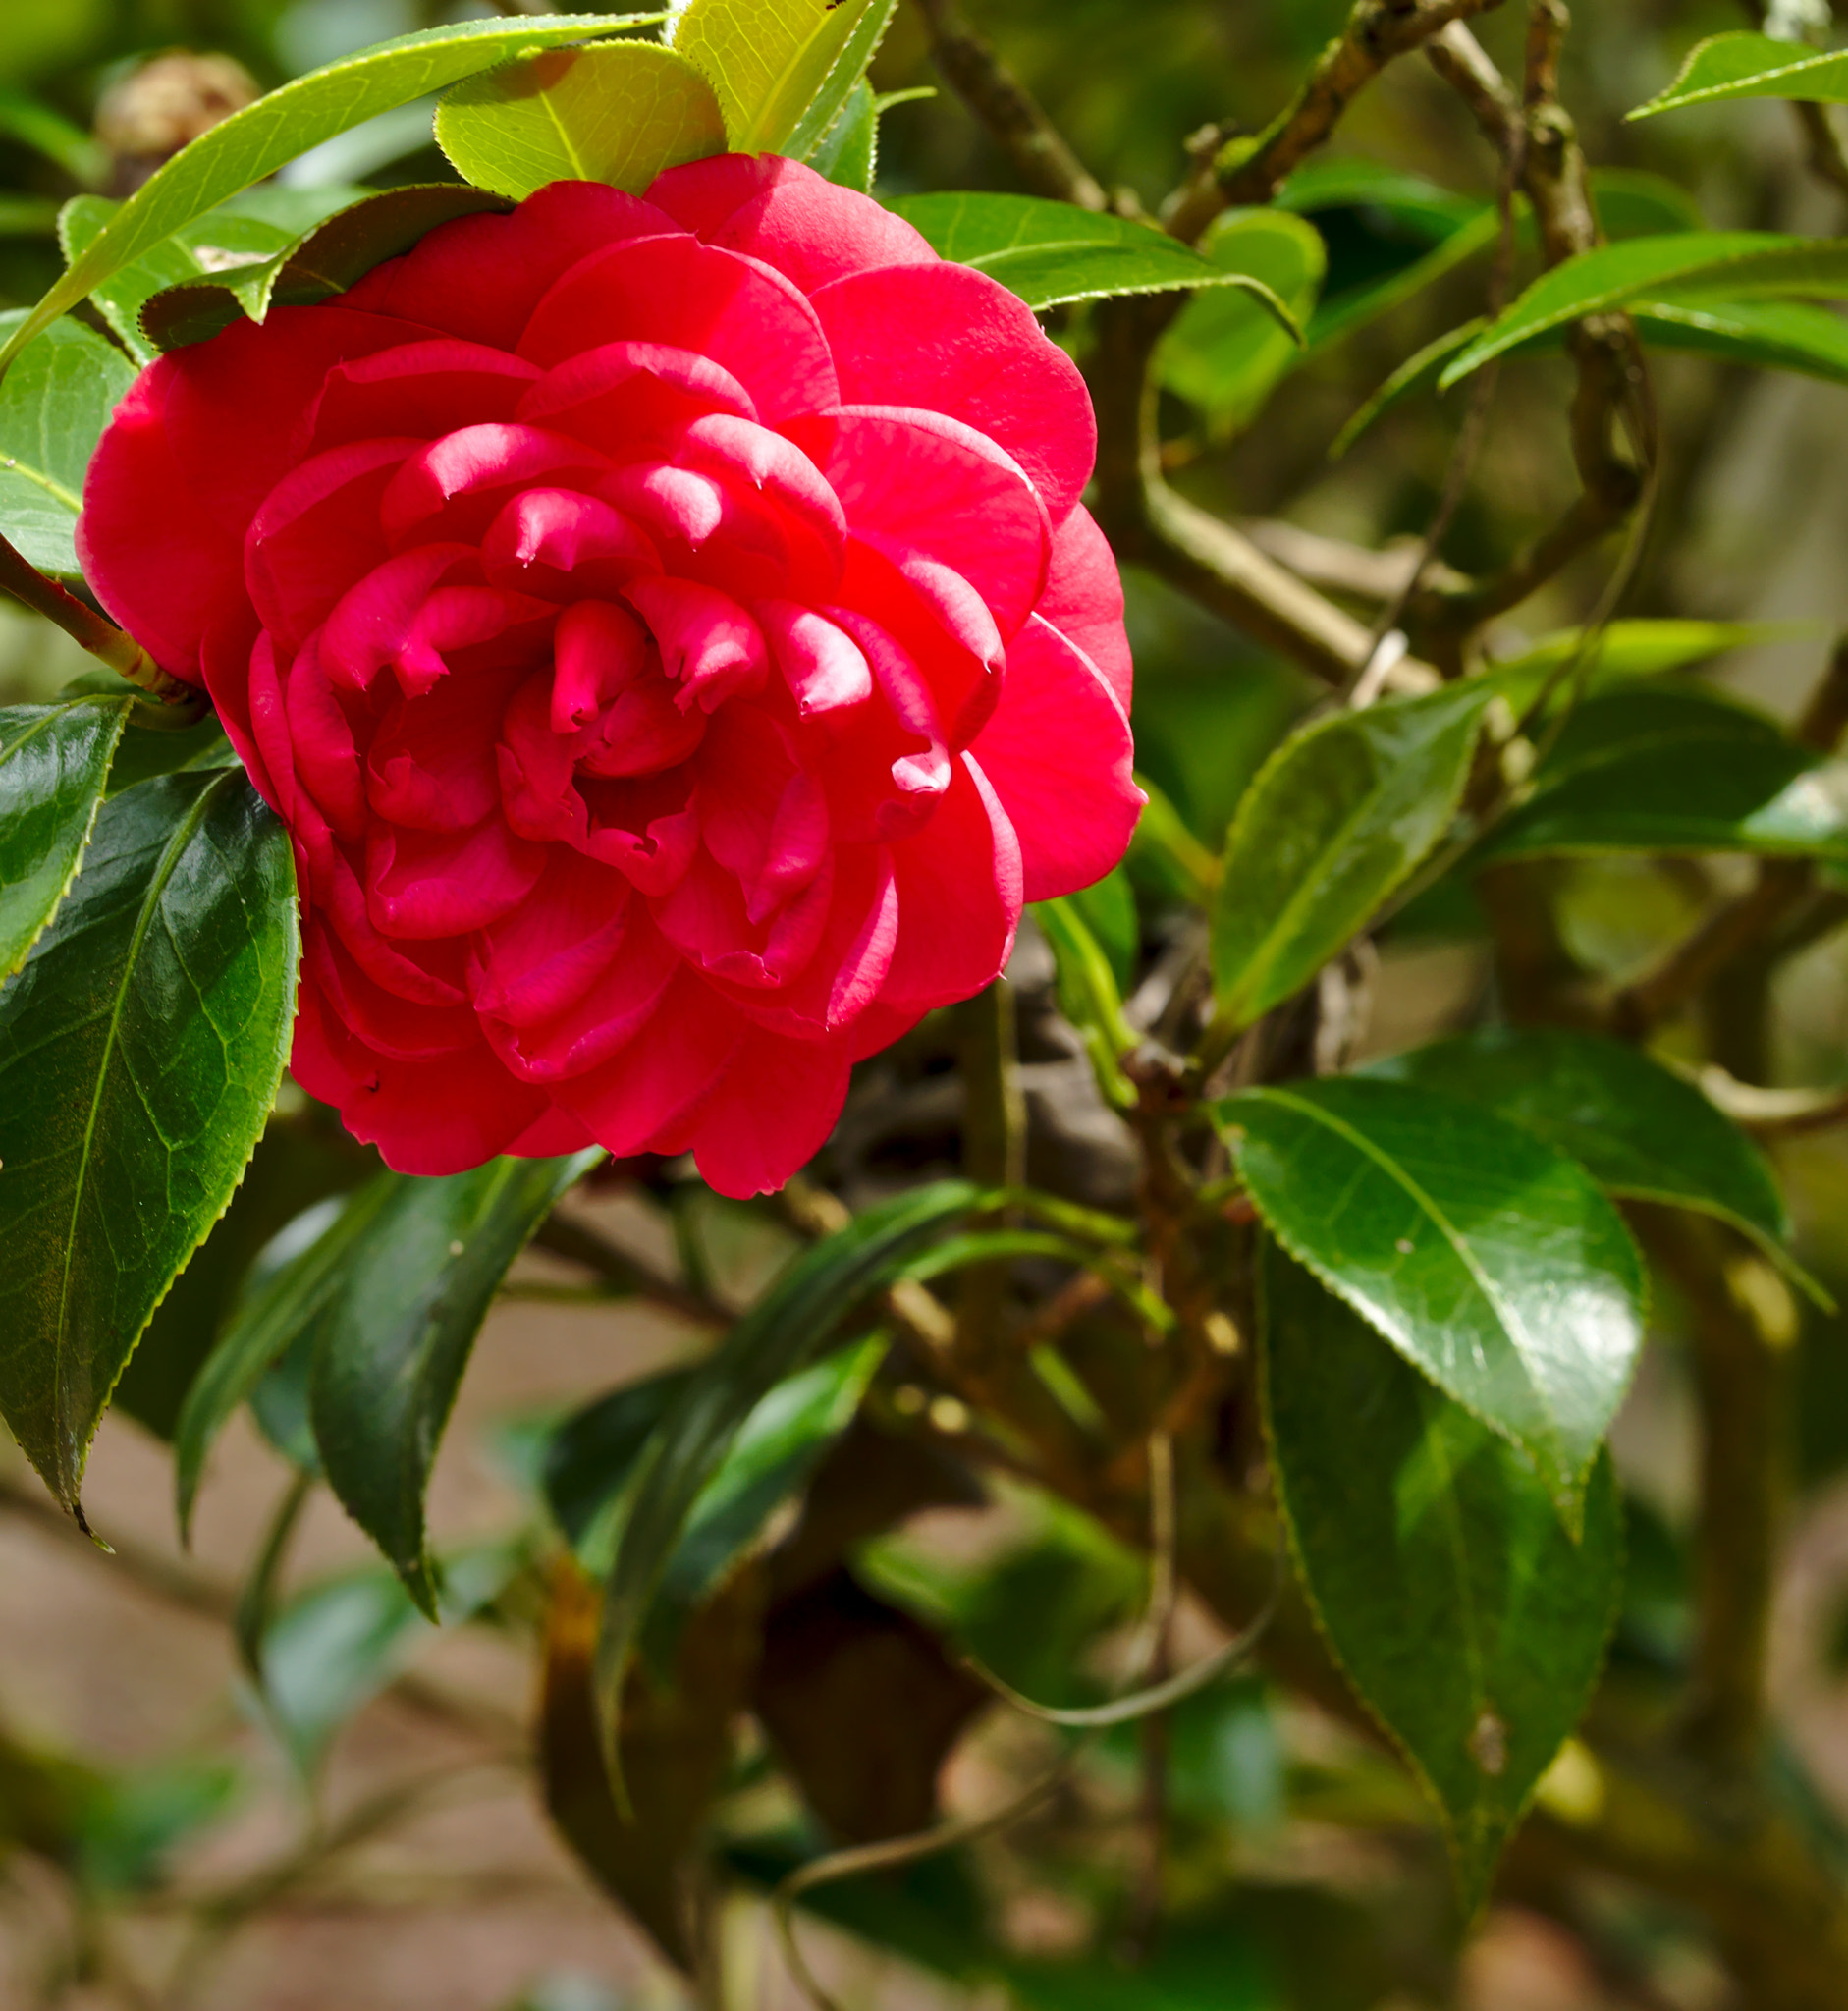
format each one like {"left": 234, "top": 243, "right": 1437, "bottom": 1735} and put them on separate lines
{"left": 808, "top": 78, "right": 877, "bottom": 192}
{"left": 1211, "top": 683, "right": 1493, "bottom": 1038}
{"left": 598, "top": 1180, "right": 979, "bottom": 1716}
{"left": 0, "top": 771, "right": 299, "bottom": 1511}
{"left": 0, "top": 310, "right": 136, "bottom": 574}
{"left": 435, "top": 41, "right": 724, "bottom": 202}
{"left": 1365, "top": 1028, "right": 1802, "bottom": 1265}
{"left": 1262, "top": 1242, "right": 1622, "bottom": 1908}
{"left": 672, "top": 0, "right": 896, "bottom": 157}
{"left": 1631, "top": 30, "right": 1848, "bottom": 118}
{"left": 1158, "top": 210, "right": 1325, "bottom": 434}
{"left": 0, "top": 698, "right": 128, "bottom": 986}
{"left": 174, "top": 1175, "right": 399, "bottom": 1540}
{"left": 546, "top": 1365, "right": 702, "bottom": 1559}
{"left": 59, "top": 186, "right": 370, "bottom": 366}
{"left": 309, "top": 1149, "right": 603, "bottom": 1612}
{"left": 1442, "top": 232, "right": 1848, "bottom": 385}
{"left": 1479, "top": 684, "right": 1848, "bottom": 864}
{"left": 1216, "top": 1077, "right": 1647, "bottom": 1514}
{"left": 138, "top": 184, "right": 510, "bottom": 351}
{"left": 3, "top": 17, "right": 656, "bottom": 373}
{"left": 888, "top": 191, "right": 1302, "bottom": 319}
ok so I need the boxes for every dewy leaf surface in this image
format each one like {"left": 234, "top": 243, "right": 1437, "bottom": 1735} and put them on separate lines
{"left": 1262, "top": 1242, "right": 1622, "bottom": 1908}
{"left": 889, "top": 191, "right": 1302, "bottom": 318}
{"left": 598, "top": 1179, "right": 978, "bottom": 1719}
{"left": 1631, "top": 30, "right": 1848, "bottom": 118}
{"left": 672, "top": 0, "right": 896, "bottom": 157}
{"left": 1211, "top": 682, "right": 1492, "bottom": 1037}
{"left": 0, "top": 771, "right": 299, "bottom": 1510}
{"left": 1442, "top": 232, "right": 1848, "bottom": 383}
{"left": 308, "top": 1149, "right": 604, "bottom": 1613}
{"left": 0, "top": 15, "right": 656, "bottom": 372}
{"left": 1365, "top": 1027, "right": 1803, "bottom": 1280}
{"left": 0, "top": 698, "right": 129, "bottom": 986}
{"left": 436, "top": 40, "right": 724, "bottom": 200}
{"left": 0, "top": 310, "right": 135, "bottom": 574}
{"left": 1479, "top": 683, "right": 1848, "bottom": 863}
{"left": 1217, "top": 1077, "right": 1647, "bottom": 1514}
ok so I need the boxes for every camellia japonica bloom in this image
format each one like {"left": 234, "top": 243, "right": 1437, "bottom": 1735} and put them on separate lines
{"left": 80, "top": 157, "right": 1142, "bottom": 1195}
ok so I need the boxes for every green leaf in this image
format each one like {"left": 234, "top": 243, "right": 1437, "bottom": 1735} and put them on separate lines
{"left": 0, "top": 89, "right": 107, "bottom": 190}
{"left": 257, "top": 1548, "right": 516, "bottom": 1772}
{"left": 0, "top": 16, "right": 658, "bottom": 376}
{"left": 546, "top": 1365, "right": 702, "bottom": 1560}
{"left": 1364, "top": 1026, "right": 1805, "bottom": 1262}
{"left": 0, "top": 771, "right": 299, "bottom": 1511}
{"left": 1036, "top": 895, "right": 1137, "bottom": 1110}
{"left": 808, "top": 77, "right": 878, "bottom": 192}
{"left": 173, "top": 1176, "right": 400, "bottom": 1542}
{"left": 435, "top": 40, "right": 724, "bottom": 202}
{"left": 643, "top": 1334, "right": 887, "bottom": 1664}
{"left": 0, "top": 698, "right": 129, "bottom": 987}
{"left": 309, "top": 1150, "right": 603, "bottom": 1612}
{"left": 1479, "top": 683, "right": 1848, "bottom": 864}
{"left": 0, "top": 309, "right": 136, "bottom": 575}
{"left": 1262, "top": 1242, "right": 1622, "bottom": 1908}
{"left": 1210, "top": 683, "right": 1493, "bottom": 1038}
{"left": 1488, "top": 620, "right": 1816, "bottom": 708}
{"left": 672, "top": 0, "right": 897, "bottom": 158}
{"left": 1216, "top": 1077, "right": 1647, "bottom": 1515}
{"left": 1631, "top": 30, "right": 1848, "bottom": 119}
{"left": 139, "top": 184, "right": 511, "bottom": 351}
{"left": 599, "top": 1180, "right": 978, "bottom": 1714}
{"left": 1442, "top": 232, "right": 1848, "bottom": 386}
{"left": 1159, "top": 210, "right": 1326, "bottom": 435}
{"left": 888, "top": 191, "right": 1303, "bottom": 319}
{"left": 1068, "top": 866, "right": 1138, "bottom": 994}
{"left": 59, "top": 186, "right": 372, "bottom": 366}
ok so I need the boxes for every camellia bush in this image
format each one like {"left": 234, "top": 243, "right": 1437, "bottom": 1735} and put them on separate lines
{"left": 17, "top": 0, "right": 1848, "bottom": 2004}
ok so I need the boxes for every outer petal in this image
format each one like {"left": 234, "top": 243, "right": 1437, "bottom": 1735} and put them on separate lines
{"left": 342, "top": 179, "right": 681, "bottom": 350}
{"left": 969, "top": 614, "right": 1143, "bottom": 901}
{"left": 684, "top": 1026, "right": 852, "bottom": 1197}
{"left": 1036, "top": 505, "right": 1132, "bottom": 714}
{"left": 646, "top": 153, "right": 938, "bottom": 296}
{"left": 811, "top": 261, "right": 1094, "bottom": 525}
{"left": 77, "top": 366, "right": 241, "bottom": 681}
{"left": 554, "top": 968, "right": 745, "bottom": 1153}
{"left": 879, "top": 753, "right": 1022, "bottom": 1008}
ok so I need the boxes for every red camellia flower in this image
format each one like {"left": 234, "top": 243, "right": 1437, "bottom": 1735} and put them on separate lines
{"left": 79, "top": 157, "right": 1142, "bottom": 1194}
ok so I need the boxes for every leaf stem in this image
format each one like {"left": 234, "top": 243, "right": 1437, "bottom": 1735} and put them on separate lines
{"left": 0, "top": 530, "right": 195, "bottom": 707}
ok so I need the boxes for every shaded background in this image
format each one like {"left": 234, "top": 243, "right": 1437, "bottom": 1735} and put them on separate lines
{"left": 8, "top": 1, "right": 1848, "bottom": 2006}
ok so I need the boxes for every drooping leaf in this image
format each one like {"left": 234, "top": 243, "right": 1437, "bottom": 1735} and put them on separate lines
{"left": 1441, "top": 232, "right": 1848, "bottom": 385}
{"left": 435, "top": 40, "right": 724, "bottom": 202}
{"left": 1216, "top": 1077, "right": 1647, "bottom": 1516}
{"left": 59, "top": 185, "right": 372, "bottom": 365}
{"left": 1631, "top": 30, "right": 1848, "bottom": 119}
{"left": 1, "top": 16, "right": 657, "bottom": 373}
{"left": 1159, "top": 210, "right": 1326, "bottom": 434}
{"left": 138, "top": 184, "right": 510, "bottom": 351}
{"left": 0, "top": 310, "right": 136, "bottom": 574}
{"left": 308, "top": 1149, "right": 604, "bottom": 1612}
{"left": 0, "top": 698, "right": 129, "bottom": 987}
{"left": 174, "top": 1175, "right": 399, "bottom": 1541}
{"left": 888, "top": 191, "right": 1304, "bottom": 319}
{"left": 1478, "top": 683, "right": 1848, "bottom": 864}
{"left": 671, "top": 0, "right": 896, "bottom": 159}
{"left": 0, "top": 771, "right": 299, "bottom": 1511}
{"left": 599, "top": 1180, "right": 979, "bottom": 1717}
{"left": 1262, "top": 1242, "right": 1622, "bottom": 1908}
{"left": 1210, "top": 683, "right": 1493, "bottom": 1038}
{"left": 1364, "top": 1026, "right": 1821, "bottom": 1303}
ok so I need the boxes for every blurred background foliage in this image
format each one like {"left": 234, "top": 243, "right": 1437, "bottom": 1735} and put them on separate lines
{"left": 10, "top": 1, "right": 1848, "bottom": 2009}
